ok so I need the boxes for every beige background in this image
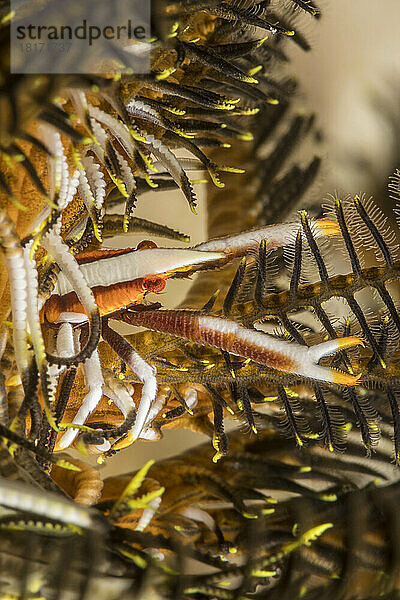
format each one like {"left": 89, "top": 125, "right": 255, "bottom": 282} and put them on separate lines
{"left": 99, "top": 0, "right": 400, "bottom": 478}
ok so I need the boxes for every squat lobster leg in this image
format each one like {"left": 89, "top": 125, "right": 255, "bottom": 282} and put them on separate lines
{"left": 58, "top": 348, "right": 105, "bottom": 450}
{"left": 102, "top": 320, "right": 158, "bottom": 444}
{"left": 55, "top": 316, "right": 158, "bottom": 450}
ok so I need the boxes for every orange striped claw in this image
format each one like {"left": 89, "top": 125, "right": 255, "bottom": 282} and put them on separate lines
{"left": 116, "top": 310, "right": 364, "bottom": 387}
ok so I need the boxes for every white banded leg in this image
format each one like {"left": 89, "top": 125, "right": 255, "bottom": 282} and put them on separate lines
{"left": 58, "top": 347, "right": 104, "bottom": 449}
{"left": 96, "top": 359, "right": 158, "bottom": 452}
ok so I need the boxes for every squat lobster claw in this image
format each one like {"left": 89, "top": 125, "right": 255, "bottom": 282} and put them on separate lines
{"left": 40, "top": 219, "right": 362, "bottom": 451}
{"left": 117, "top": 310, "right": 364, "bottom": 386}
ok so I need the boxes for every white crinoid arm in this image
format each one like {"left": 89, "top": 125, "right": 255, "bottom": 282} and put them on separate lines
{"left": 0, "top": 209, "right": 30, "bottom": 386}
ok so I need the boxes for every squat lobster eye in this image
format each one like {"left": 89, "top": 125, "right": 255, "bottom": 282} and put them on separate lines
{"left": 142, "top": 277, "right": 167, "bottom": 293}
{"left": 137, "top": 240, "right": 158, "bottom": 250}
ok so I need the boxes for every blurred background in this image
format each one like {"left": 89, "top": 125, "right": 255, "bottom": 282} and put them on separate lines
{"left": 98, "top": 0, "right": 400, "bottom": 477}
{"left": 291, "top": 0, "right": 400, "bottom": 194}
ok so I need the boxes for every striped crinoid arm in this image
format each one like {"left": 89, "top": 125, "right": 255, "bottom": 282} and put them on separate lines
{"left": 179, "top": 3, "right": 322, "bottom": 309}
{"left": 216, "top": 188, "right": 400, "bottom": 457}
{"left": 96, "top": 427, "right": 400, "bottom": 600}
{"left": 0, "top": 0, "right": 319, "bottom": 252}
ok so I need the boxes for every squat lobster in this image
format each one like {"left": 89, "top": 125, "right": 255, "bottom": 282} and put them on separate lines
{"left": 39, "top": 219, "right": 363, "bottom": 452}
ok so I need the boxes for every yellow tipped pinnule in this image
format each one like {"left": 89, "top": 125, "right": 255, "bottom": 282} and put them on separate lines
{"left": 248, "top": 65, "right": 262, "bottom": 77}
{"left": 217, "top": 99, "right": 240, "bottom": 110}
{"left": 166, "top": 106, "right": 186, "bottom": 115}
{"left": 176, "top": 129, "right": 195, "bottom": 138}
{"left": 144, "top": 174, "right": 158, "bottom": 189}
{"left": 244, "top": 75, "right": 259, "bottom": 84}
{"left": 189, "top": 178, "right": 208, "bottom": 185}
{"left": 212, "top": 451, "right": 224, "bottom": 463}
{"left": 1, "top": 10, "right": 14, "bottom": 24}
{"left": 111, "top": 430, "right": 136, "bottom": 452}
{"left": 238, "top": 132, "right": 254, "bottom": 141}
{"left": 209, "top": 170, "right": 225, "bottom": 188}
{"left": 233, "top": 107, "right": 260, "bottom": 116}
{"left": 219, "top": 166, "right": 245, "bottom": 174}
{"left": 252, "top": 569, "right": 277, "bottom": 578}
{"left": 256, "top": 36, "right": 268, "bottom": 47}
{"left": 243, "top": 511, "right": 258, "bottom": 519}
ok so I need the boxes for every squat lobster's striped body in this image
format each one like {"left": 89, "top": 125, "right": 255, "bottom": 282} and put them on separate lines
{"left": 41, "top": 242, "right": 225, "bottom": 322}
{"left": 41, "top": 219, "right": 339, "bottom": 323}
{"left": 39, "top": 220, "right": 363, "bottom": 451}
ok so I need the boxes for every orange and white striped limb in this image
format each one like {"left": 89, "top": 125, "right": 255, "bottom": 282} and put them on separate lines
{"left": 42, "top": 243, "right": 225, "bottom": 322}
{"left": 118, "top": 309, "right": 362, "bottom": 386}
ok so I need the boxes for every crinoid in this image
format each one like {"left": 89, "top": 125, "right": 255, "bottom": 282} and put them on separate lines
{"left": 1, "top": 0, "right": 400, "bottom": 599}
